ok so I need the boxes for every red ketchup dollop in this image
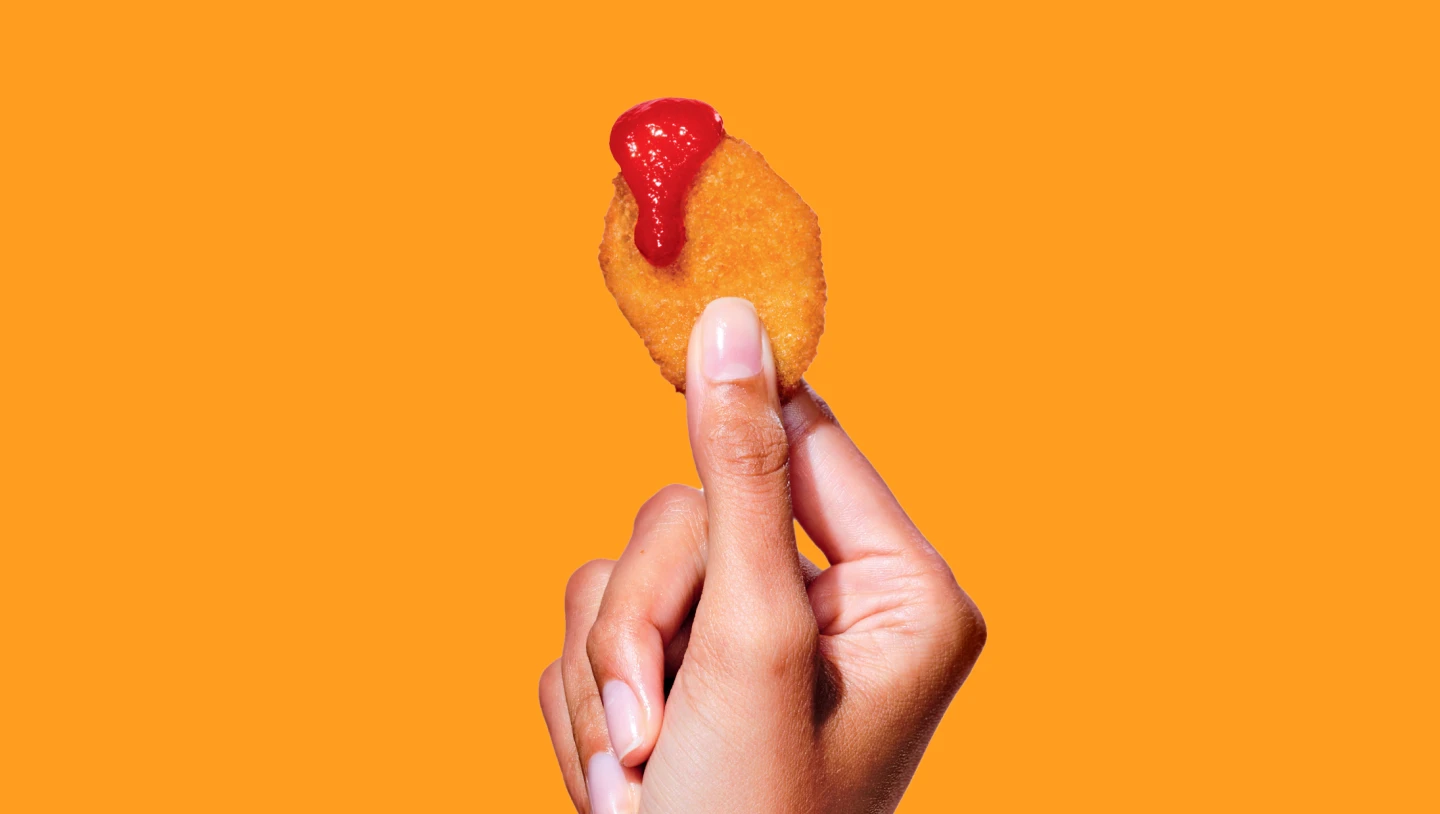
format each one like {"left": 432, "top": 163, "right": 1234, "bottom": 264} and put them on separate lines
{"left": 609, "top": 98, "right": 726, "bottom": 267}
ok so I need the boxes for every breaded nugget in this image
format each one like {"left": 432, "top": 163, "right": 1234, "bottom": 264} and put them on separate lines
{"left": 600, "top": 137, "right": 825, "bottom": 392}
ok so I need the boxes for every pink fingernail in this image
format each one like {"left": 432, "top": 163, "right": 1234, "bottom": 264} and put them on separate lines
{"left": 587, "top": 752, "right": 631, "bottom": 814}
{"left": 602, "top": 680, "right": 644, "bottom": 762}
{"left": 700, "top": 298, "right": 763, "bottom": 382}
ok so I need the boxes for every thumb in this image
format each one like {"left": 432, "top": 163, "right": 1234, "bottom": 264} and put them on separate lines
{"left": 684, "top": 298, "right": 815, "bottom": 664}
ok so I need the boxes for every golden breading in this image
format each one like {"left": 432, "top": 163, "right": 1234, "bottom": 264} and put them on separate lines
{"left": 600, "top": 137, "right": 825, "bottom": 392}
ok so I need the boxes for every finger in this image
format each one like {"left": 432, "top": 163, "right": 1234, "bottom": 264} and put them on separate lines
{"left": 683, "top": 298, "right": 815, "bottom": 680}
{"left": 683, "top": 297, "right": 808, "bottom": 606}
{"left": 785, "top": 381, "right": 986, "bottom": 677}
{"left": 782, "top": 381, "right": 933, "bottom": 565}
{"left": 539, "top": 659, "right": 586, "bottom": 810}
{"left": 588, "top": 485, "right": 707, "bottom": 767}
{"left": 561, "top": 560, "right": 641, "bottom": 814}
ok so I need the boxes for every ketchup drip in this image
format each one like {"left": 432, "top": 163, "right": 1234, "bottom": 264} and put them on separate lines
{"left": 609, "top": 98, "right": 726, "bottom": 267}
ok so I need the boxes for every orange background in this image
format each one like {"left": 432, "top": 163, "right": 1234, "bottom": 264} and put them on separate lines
{"left": 2, "top": 2, "right": 1436, "bottom": 811}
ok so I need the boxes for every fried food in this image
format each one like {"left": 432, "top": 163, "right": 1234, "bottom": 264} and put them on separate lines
{"left": 599, "top": 136, "right": 825, "bottom": 392}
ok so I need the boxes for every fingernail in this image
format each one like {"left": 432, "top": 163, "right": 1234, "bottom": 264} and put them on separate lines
{"left": 587, "top": 752, "right": 631, "bottom": 814}
{"left": 700, "top": 297, "right": 763, "bottom": 382}
{"left": 602, "top": 680, "right": 645, "bottom": 761}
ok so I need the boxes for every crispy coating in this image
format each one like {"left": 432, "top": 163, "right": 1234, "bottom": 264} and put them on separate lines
{"left": 600, "top": 137, "right": 825, "bottom": 392}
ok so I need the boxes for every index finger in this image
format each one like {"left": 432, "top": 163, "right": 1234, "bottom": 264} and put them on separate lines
{"left": 782, "top": 381, "right": 930, "bottom": 565}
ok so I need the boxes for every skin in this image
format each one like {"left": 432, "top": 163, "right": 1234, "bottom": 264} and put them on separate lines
{"left": 539, "top": 298, "right": 986, "bottom": 813}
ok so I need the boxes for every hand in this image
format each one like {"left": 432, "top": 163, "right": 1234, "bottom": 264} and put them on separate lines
{"left": 539, "top": 298, "right": 986, "bottom": 813}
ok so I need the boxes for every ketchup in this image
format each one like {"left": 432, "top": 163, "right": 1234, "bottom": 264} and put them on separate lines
{"left": 609, "top": 98, "right": 726, "bottom": 267}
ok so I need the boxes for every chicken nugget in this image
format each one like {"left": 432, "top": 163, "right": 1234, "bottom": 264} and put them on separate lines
{"left": 600, "top": 99, "right": 825, "bottom": 393}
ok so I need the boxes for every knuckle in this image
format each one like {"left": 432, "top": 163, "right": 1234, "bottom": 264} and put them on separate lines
{"left": 564, "top": 559, "right": 613, "bottom": 612}
{"left": 901, "top": 543, "right": 987, "bottom": 679}
{"left": 705, "top": 406, "right": 789, "bottom": 479}
{"left": 933, "top": 580, "right": 987, "bottom": 676}
{"left": 635, "top": 484, "right": 708, "bottom": 540}
{"left": 638, "top": 484, "right": 704, "bottom": 521}
{"left": 953, "top": 592, "right": 987, "bottom": 653}
{"left": 585, "top": 613, "right": 625, "bottom": 667}
{"left": 538, "top": 659, "right": 561, "bottom": 703}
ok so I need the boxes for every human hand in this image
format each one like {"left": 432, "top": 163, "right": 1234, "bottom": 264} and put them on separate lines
{"left": 539, "top": 298, "right": 986, "bottom": 813}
